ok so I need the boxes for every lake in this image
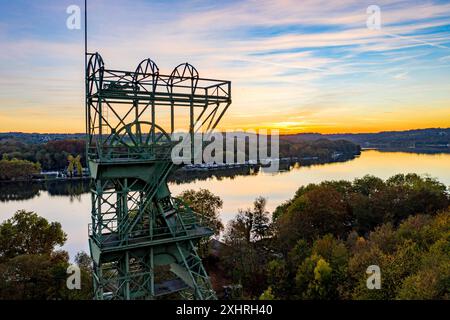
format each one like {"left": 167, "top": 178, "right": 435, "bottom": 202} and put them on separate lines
{"left": 1, "top": 150, "right": 450, "bottom": 258}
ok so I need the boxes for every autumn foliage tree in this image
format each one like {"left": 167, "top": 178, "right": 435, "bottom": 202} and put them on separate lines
{"left": 256, "top": 174, "right": 450, "bottom": 300}
{"left": 274, "top": 174, "right": 449, "bottom": 251}
{"left": 178, "top": 188, "right": 224, "bottom": 235}
{"left": 220, "top": 197, "right": 272, "bottom": 297}
{"left": 0, "top": 210, "right": 92, "bottom": 299}
{"left": 0, "top": 210, "right": 66, "bottom": 261}
{"left": 0, "top": 157, "right": 41, "bottom": 181}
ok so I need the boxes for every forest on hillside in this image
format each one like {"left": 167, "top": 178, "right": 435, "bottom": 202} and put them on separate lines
{"left": 282, "top": 128, "right": 450, "bottom": 150}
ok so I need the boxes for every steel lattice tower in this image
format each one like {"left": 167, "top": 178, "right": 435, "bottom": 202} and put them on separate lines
{"left": 85, "top": 52, "right": 231, "bottom": 299}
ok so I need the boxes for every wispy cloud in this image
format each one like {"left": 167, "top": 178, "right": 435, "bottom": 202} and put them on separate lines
{"left": 0, "top": 0, "right": 449, "bottom": 133}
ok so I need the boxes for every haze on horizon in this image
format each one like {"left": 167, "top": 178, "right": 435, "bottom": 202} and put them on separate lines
{"left": 0, "top": 0, "right": 449, "bottom": 134}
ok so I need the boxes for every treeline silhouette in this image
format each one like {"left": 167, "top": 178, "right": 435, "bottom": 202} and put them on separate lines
{"left": 281, "top": 127, "right": 450, "bottom": 149}
{"left": 0, "top": 139, "right": 85, "bottom": 171}
{"left": 279, "top": 138, "right": 360, "bottom": 160}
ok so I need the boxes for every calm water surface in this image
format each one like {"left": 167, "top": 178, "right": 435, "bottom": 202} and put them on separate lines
{"left": 1, "top": 150, "right": 449, "bottom": 258}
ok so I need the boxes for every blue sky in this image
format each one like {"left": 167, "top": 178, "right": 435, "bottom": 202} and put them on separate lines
{"left": 0, "top": 0, "right": 449, "bottom": 133}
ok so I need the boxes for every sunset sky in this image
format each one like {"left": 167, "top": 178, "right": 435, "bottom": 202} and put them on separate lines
{"left": 0, "top": 0, "right": 449, "bottom": 134}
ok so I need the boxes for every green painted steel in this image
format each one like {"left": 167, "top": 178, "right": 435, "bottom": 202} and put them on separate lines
{"left": 85, "top": 53, "right": 231, "bottom": 300}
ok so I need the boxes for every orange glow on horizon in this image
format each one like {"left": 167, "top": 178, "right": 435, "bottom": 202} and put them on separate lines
{"left": 3, "top": 124, "right": 448, "bottom": 135}
{"left": 1, "top": 104, "right": 449, "bottom": 135}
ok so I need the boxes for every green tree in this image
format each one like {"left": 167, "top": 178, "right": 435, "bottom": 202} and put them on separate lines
{"left": 0, "top": 251, "right": 69, "bottom": 299}
{"left": 266, "top": 259, "right": 289, "bottom": 298}
{"left": 276, "top": 185, "right": 351, "bottom": 249}
{"left": 222, "top": 199, "right": 271, "bottom": 297}
{"left": 313, "top": 258, "right": 333, "bottom": 298}
{"left": 178, "top": 189, "right": 224, "bottom": 235}
{"left": 0, "top": 211, "right": 94, "bottom": 300}
{"left": 295, "top": 254, "right": 335, "bottom": 299}
{"left": 70, "top": 251, "right": 94, "bottom": 300}
{"left": 259, "top": 286, "right": 275, "bottom": 300}
{"left": 397, "top": 237, "right": 450, "bottom": 299}
{"left": 252, "top": 197, "right": 271, "bottom": 240}
{"left": 0, "top": 210, "right": 67, "bottom": 261}
{"left": 229, "top": 196, "right": 270, "bottom": 244}
{"left": 0, "top": 158, "right": 41, "bottom": 181}
{"left": 75, "top": 251, "right": 92, "bottom": 271}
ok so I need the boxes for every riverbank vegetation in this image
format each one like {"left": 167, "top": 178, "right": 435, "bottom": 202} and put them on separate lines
{"left": 0, "top": 157, "right": 41, "bottom": 181}
{"left": 0, "top": 139, "right": 85, "bottom": 172}
{"left": 279, "top": 138, "right": 360, "bottom": 160}
{"left": 0, "top": 137, "right": 359, "bottom": 181}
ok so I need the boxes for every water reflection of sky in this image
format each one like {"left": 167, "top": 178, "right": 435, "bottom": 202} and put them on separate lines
{"left": 1, "top": 150, "right": 450, "bottom": 259}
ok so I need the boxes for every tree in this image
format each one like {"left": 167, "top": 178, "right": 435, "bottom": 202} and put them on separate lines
{"left": 252, "top": 197, "right": 270, "bottom": 240}
{"left": 0, "top": 158, "right": 41, "bottom": 181}
{"left": 352, "top": 175, "right": 385, "bottom": 196}
{"left": 0, "top": 251, "right": 69, "bottom": 299}
{"left": 0, "top": 212, "right": 64, "bottom": 299}
{"left": 223, "top": 219, "right": 249, "bottom": 245}
{"left": 312, "top": 258, "right": 333, "bottom": 298}
{"left": 348, "top": 212, "right": 450, "bottom": 300}
{"left": 287, "top": 239, "right": 311, "bottom": 273}
{"left": 259, "top": 287, "right": 275, "bottom": 300}
{"left": 72, "top": 251, "right": 94, "bottom": 300}
{"left": 311, "top": 235, "right": 349, "bottom": 298}
{"left": 0, "top": 210, "right": 67, "bottom": 262}
{"left": 229, "top": 196, "right": 270, "bottom": 243}
{"left": 397, "top": 237, "right": 450, "bottom": 299}
{"left": 276, "top": 185, "right": 351, "bottom": 249}
{"left": 75, "top": 251, "right": 93, "bottom": 272}
{"left": 178, "top": 189, "right": 224, "bottom": 235}
{"left": 219, "top": 174, "right": 450, "bottom": 300}
{"left": 295, "top": 254, "right": 335, "bottom": 299}
{"left": 274, "top": 174, "right": 449, "bottom": 252}
{"left": 221, "top": 197, "right": 272, "bottom": 297}
{"left": 265, "top": 259, "right": 289, "bottom": 299}
{"left": 0, "top": 211, "right": 95, "bottom": 300}
{"left": 220, "top": 236, "right": 268, "bottom": 297}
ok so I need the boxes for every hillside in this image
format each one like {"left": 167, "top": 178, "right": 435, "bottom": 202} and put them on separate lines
{"left": 2, "top": 128, "right": 449, "bottom": 148}
{"left": 281, "top": 128, "right": 450, "bottom": 151}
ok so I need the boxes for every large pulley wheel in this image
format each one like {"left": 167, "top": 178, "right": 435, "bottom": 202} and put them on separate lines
{"left": 109, "top": 121, "right": 172, "bottom": 159}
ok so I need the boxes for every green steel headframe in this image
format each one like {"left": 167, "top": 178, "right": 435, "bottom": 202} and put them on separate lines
{"left": 85, "top": 52, "right": 231, "bottom": 300}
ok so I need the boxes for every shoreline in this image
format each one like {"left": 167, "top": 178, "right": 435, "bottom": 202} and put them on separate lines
{"left": 0, "top": 152, "right": 359, "bottom": 184}
{"left": 4, "top": 146, "right": 449, "bottom": 184}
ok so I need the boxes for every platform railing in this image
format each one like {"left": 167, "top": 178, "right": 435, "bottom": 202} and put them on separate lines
{"left": 87, "top": 68, "right": 231, "bottom": 103}
{"left": 88, "top": 198, "right": 213, "bottom": 249}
